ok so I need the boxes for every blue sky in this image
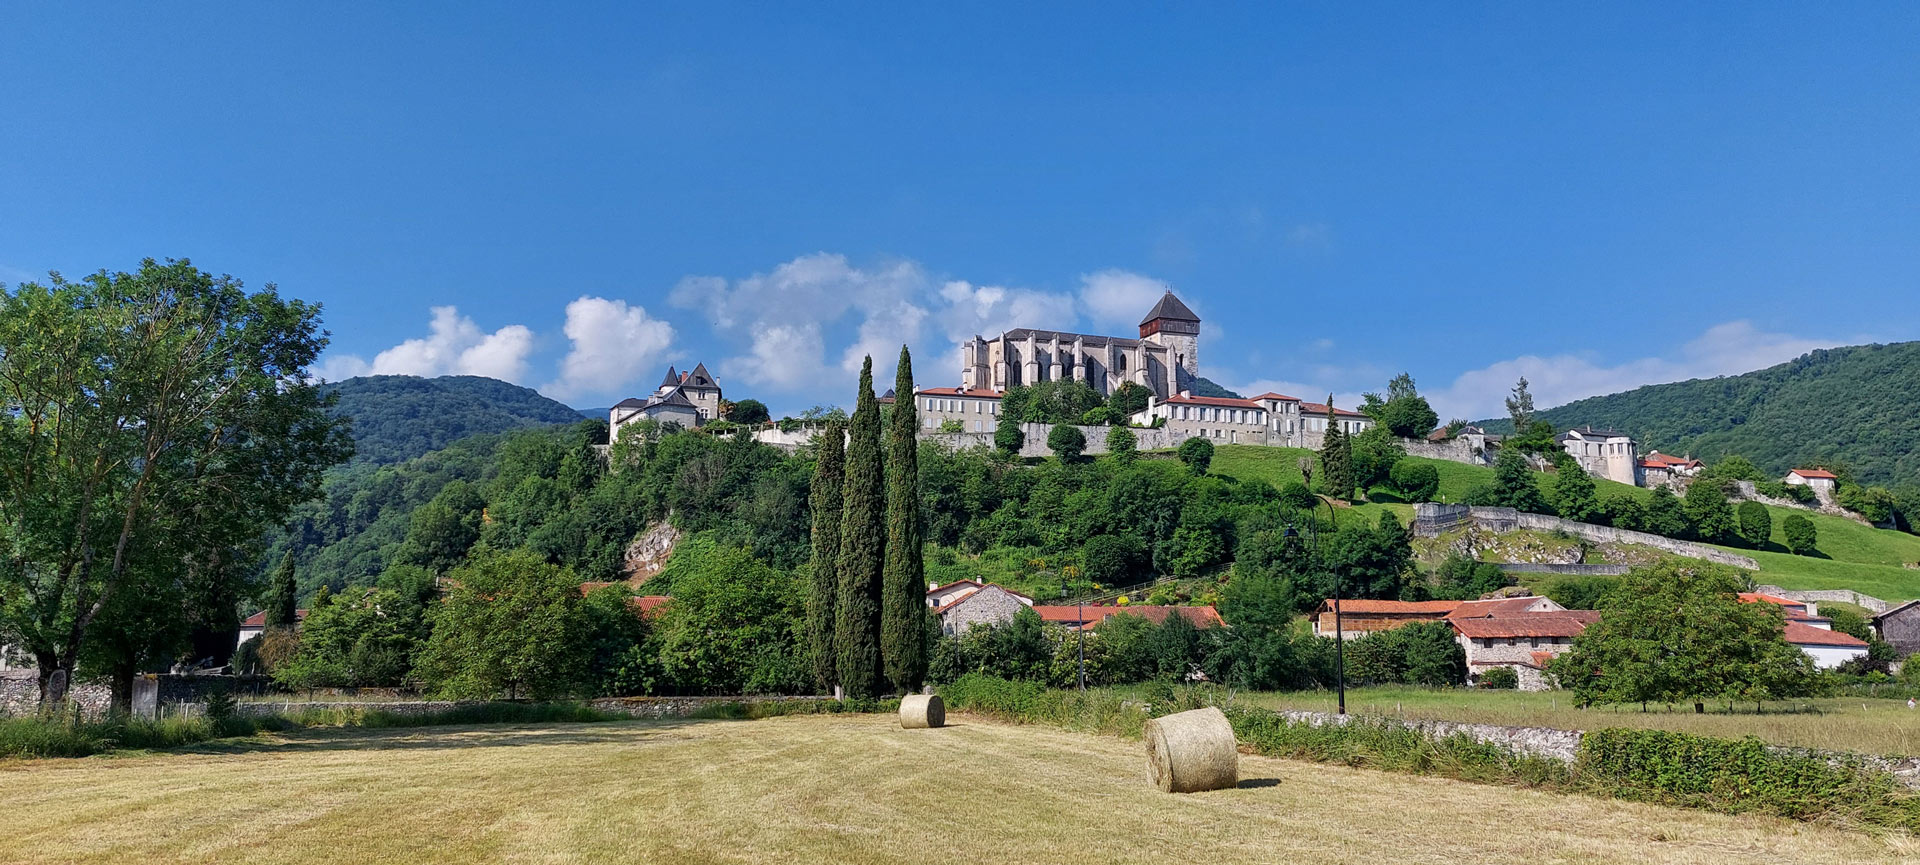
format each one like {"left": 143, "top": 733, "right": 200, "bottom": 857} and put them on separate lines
{"left": 3, "top": 4, "right": 1916, "bottom": 418}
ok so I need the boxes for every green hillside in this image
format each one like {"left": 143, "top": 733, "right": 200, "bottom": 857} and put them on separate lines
{"left": 328, "top": 374, "right": 590, "bottom": 465}
{"left": 1481, "top": 341, "right": 1920, "bottom": 487}
{"left": 1207, "top": 444, "right": 1920, "bottom": 600}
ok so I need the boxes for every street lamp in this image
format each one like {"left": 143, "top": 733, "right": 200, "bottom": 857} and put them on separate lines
{"left": 1287, "top": 495, "right": 1345, "bottom": 715}
{"left": 1061, "top": 574, "right": 1085, "bottom": 691}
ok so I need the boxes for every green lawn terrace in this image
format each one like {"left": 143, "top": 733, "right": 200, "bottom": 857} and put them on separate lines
{"left": 1204, "top": 444, "right": 1920, "bottom": 601}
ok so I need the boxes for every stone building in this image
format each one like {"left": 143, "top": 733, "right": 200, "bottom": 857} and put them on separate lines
{"left": 1557, "top": 427, "right": 1639, "bottom": 486}
{"left": 1312, "top": 599, "right": 1464, "bottom": 639}
{"left": 1296, "top": 399, "right": 1376, "bottom": 449}
{"left": 1785, "top": 468, "right": 1840, "bottom": 501}
{"left": 913, "top": 387, "right": 1004, "bottom": 434}
{"left": 1140, "top": 394, "right": 1275, "bottom": 444}
{"left": 931, "top": 583, "right": 1035, "bottom": 635}
{"left": 1638, "top": 451, "right": 1703, "bottom": 488}
{"left": 1871, "top": 600, "right": 1920, "bottom": 658}
{"left": 610, "top": 363, "right": 723, "bottom": 441}
{"left": 1453, "top": 610, "right": 1598, "bottom": 690}
{"left": 960, "top": 291, "right": 1201, "bottom": 401}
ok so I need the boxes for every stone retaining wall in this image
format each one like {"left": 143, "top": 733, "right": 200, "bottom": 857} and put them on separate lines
{"left": 1495, "top": 563, "right": 1632, "bottom": 576}
{"left": 1753, "top": 586, "right": 1891, "bottom": 614}
{"left": 1413, "top": 504, "right": 1760, "bottom": 570}
{"left": 588, "top": 695, "right": 837, "bottom": 718}
{"left": 1269, "top": 708, "right": 1920, "bottom": 786}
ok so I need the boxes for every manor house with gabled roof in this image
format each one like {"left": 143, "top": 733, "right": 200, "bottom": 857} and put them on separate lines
{"left": 960, "top": 290, "right": 1201, "bottom": 401}
{"left": 610, "top": 363, "right": 723, "bottom": 440}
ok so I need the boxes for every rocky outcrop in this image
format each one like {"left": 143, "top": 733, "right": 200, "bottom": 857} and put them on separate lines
{"left": 624, "top": 521, "right": 681, "bottom": 582}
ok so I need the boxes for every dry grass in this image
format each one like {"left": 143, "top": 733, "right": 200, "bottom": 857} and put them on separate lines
{"left": 1242, "top": 686, "right": 1920, "bottom": 756}
{"left": 1, "top": 715, "right": 1915, "bottom": 864}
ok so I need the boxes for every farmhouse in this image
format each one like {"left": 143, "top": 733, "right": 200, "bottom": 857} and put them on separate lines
{"left": 1872, "top": 601, "right": 1920, "bottom": 658}
{"left": 1785, "top": 468, "right": 1840, "bottom": 501}
{"left": 930, "top": 583, "right": 1036, "bottom": 635}
{"left": 1312, "top": 599, "right": 1463, "bottom": 639}
{"left": 236, "top": 608, "right": 308, "bottom": 649}
{"left": 1638, "top": 451, "right": 1703, "bottom": 488}
{"left": 1453, "top": 610, "right": 1599, "bottom": 691}
{"left": 1739, "top": 593, "right": 1871, "bottom": 669}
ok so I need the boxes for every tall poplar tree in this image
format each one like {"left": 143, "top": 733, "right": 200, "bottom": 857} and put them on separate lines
{"left": 835, "top": 357, "right": 886, "bottom": 698}
{"left": 805, "top": 419, "right": 846, "bottom": 692}
{"left": 1319, "top": 396, "right": 1355, "bottom": 500}
{"left": 266, "top": 551, "right": 299, "bottom": 627}
{"left": 882, "top": 346, "right": 927, "bottom": 692}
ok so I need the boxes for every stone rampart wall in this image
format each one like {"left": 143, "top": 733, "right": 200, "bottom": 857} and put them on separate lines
{"left": 1495, "top": 563, "right": 1632, "bottom": 576}
{"left": 1752, "top": 585, "right": 1890, "bottom": 614}
{"left": 1412, "top": 504, "right": 1759, "bottom": 570}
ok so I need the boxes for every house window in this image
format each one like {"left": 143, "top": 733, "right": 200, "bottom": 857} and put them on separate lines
{"left": 1529, "top": 637, "right": 1540, "bottom": 648}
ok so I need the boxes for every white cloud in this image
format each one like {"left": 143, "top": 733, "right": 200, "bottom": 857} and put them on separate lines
{"left": 674, "top": 253, "right": 932, "bottom": 393}
{"left": 937, "top": 280, "right": 1078, "bottom": 344}
{"left": 723, "top": 322, "right": 824, "bottom": 389}
{"left": 1429, "top": 320, "right": 1836, "bottom": 421}
{"left": 544, "top": 296, "right": 676, "bottom": 400}
{"left": 1078, "top": 269, "right": 1169, "bottom": 330}
{"left": 315, "top": 306, "right": 536, "bottom": 385}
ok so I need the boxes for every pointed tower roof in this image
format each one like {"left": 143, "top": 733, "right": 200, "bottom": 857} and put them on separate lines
{"left": 682, "top": 362, "right": 719, "bottom": 390}
{"left": 1139, "top": 291, "right": 1200, "bottom": 326}
{"left": 659, "top": 366, "right": 680, "bottom": 388}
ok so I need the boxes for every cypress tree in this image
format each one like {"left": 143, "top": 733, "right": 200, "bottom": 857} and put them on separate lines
{"left": 836, "top": 356, "right": 886, "bottom": 698}
{"left": 1319, "top": 396, "right": 1355, "bottom": 500}
{"left": 882, "top": 345, "right": 928, "bottom": 692}
{"left": 266, "top": 550, "right": 298, "bottom": 627}
{"left": 806, "top": 419, "right": 846, "bottom": 692}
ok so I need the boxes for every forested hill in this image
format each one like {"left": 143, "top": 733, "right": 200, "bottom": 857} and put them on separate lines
{"left": 327, "top": 375, "right": 590, "bottom": 465}
{"left": 1489, "top": 342, "right": 1920, "bottom": 486}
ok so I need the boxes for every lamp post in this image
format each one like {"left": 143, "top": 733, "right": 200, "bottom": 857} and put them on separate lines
{"left": 1289, "top": 496, "right": 1345, "bottom": 716}
{"left": 1062, "top": 575, "right": 1085, "bottom": 691}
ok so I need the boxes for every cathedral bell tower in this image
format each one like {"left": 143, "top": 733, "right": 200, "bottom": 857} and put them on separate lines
{"left": 1138, "top": 290, "right": 1200, "bottom": 392}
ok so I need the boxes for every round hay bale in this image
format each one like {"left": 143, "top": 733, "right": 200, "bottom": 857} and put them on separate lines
{"left": 900, "top": 694, "right": 945, "bottom": 729}
{"left": 1143, "top": 706, "right": 1238, "bottom": 793}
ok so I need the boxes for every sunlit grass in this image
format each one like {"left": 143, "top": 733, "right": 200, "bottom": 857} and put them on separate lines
{"left": 0, "top": 715, "right": 1910, "bottom": 863}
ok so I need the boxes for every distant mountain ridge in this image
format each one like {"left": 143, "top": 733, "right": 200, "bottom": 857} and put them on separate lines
{"left": 1481, "top": 341, "right": 1920, "bottom": 486}
{"left": 326, "top": 375, "right": 590, "bottom": 465}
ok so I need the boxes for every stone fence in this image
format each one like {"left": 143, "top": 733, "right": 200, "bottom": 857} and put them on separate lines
{"left": 1269, "top": 708, "right": 1920, "bottom": 787}
{"left": 1494, "top": 563, "right": 1632, "bottom": 576}
{"left": 1752, "top": 585, "right": 1891, "bottom": 614}
{"left": 1412, "top": 504, "right": 1760, "bottom": 570}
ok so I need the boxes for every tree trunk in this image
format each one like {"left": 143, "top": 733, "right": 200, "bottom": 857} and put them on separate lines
{"left": 1694, "top": 701, "right": 1705, "bottom": 714}
{"left": 109, "top": 662, "right": 136, "bottom": 717}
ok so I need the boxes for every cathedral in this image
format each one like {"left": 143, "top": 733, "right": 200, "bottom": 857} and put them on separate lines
{"left": 959, "top": 290, "right": 1200, "bottom": 400}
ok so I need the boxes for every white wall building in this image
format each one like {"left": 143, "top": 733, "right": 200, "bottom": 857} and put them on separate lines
{"left": 1558, "top": 426, "right": 1640, "bottom": 486}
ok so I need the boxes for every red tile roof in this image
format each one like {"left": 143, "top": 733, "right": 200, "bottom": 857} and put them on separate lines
{"left": 1031, "top": 605, "right": 1225, "bottom": 629}
{"left": 1161, "top": 394, "right": 1262, "bottom": 409}
{"left": 1452, "top": 612, "right": 1596, "bottom": 639}
{"left": 1640, "top": 453, "right": 1702, "bottom": 469}
{"left": 1251, "top": 392, "right": 1302, "bottom": 402}
{"left": 1318, "top": 599, "right": 1463, "bottom": 616}
{"left": 914, "top": 387, "right": 1003, "bottom": 399}
{"left": 633, "top": 596, "right": 670, "bottom": 616}
{"left": 1447, "top": 597, "right": 1561, "bottom": 620}
{"left": 932, "top": 583, "right": 1034, "bottom": 615}
{"left": 1783, "top": 620, "right": 1868, "bottom": 648}
{"left": 240, "top": 609, "right": 308, "bottom": 628}
{"left": 926, "top": 579, "right": 983, "bottom": 596}
{"left": 1790, "top": 468, "right": 1838, "bottom": 480}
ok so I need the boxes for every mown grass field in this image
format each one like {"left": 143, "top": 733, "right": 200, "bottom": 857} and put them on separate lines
{"left": 2, "top": 714, "right": 1913, "bottom": 864}
{"left": 1207, "top": 445, "right": 1920, "bottom": 600}
{"left": 1239, "top": 686, "right": 1920, "bottom": 756}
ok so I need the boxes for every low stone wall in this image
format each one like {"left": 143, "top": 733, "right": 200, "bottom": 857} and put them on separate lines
{"left": 234, "top": 700, "right": 467, "bottom": 718}
{"left": 0, "top": 671, "right": 111, "bottom": 719}
{"left": 1753, "top": 586, "right": 1890, "bottom": 614}
{"left": 1273, "top": 709, "right": 1584, "bottom": 762}
{"left": 588, "top": 695, "right": 837, "bottom": 718}
{"left": 1495, "top": 563, "right": 1632, "bottom": 576}
{"left": 1413, "top": 504, "right": 1760, "bottom": 570}
{"left": 1400, "top": 436, "right": 1492, "bottom": 467}
{"left": 1269, "top": 708, "right": 1920, "bottom": 786}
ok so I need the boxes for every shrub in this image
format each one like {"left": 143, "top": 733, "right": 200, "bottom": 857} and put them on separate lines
{"left": 1047, "top": 424, "right": 1087, "bottom": 462}
{"left": 1477, "top": 666, "right": 1519, "bottom": 689}
{"left": 1736, "top": 501, "right": 1772, "bottom": 548}
{"left": 1576, "top": 728, "right": 1920, "bottom": 828}
{"left": 1389, "top": 461, "right": 1439, "bottom": 502}
{"left": 1105, "top": 425, "right": 1137, "bottom": 463}
{"left": 1177, "top": 437, "right": 1214, "bottom": 475}
{"left": 1783, "top": 514, "right": 1818, "bottom": 556}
